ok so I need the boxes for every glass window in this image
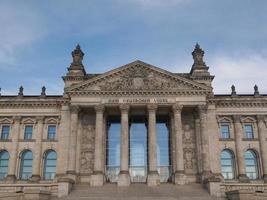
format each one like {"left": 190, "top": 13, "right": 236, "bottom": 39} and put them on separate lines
{"left": 0, "top": 151, "right": 9, "bottom": 180}
{"left": 43, "top": 150, "right": 57, "bottom": 180}
{"left": 245, "top": 150, "right": 258, "bottom": 179}
{"left": 221, "top": 150, "right": 235, "bottom": 179}
{"left": 220, "top": 124, "right": 230, "bottom": 139}
{"left": 47, "top": 125, "right": 56, "bottom": 140}
{"left": 24, "top": 125, "right": 33, "bottom": 140}
{"left": 244, "top": 124, "right": 254, "bottom": 139}
{"left": 156, "top": 122, "right": 171, "bottom": 182}
{"left": 19, "top": 150, "right": 33, "bottom": 180}
{"left": 106, "top": 122, "right": 120, "bottom": 182}
{"left": 1, "top": 125, "right": 10, "bottom": 140}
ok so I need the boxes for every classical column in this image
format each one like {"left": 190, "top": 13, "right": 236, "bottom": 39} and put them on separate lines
{"left": 257, "top": 115, "right": 267, "bottom": 182}
{"left": 6, "top": 116, "right": 21, "bottom": 182}
{"left": 147, "top": 104, "right": 160, "bottom": 186}
{"left": 198, "top": 105, "right": 212, "bottom": 181}
{"left": 173, "top": 104, "right": 186, "bottom": 185}
{"left": 194, "top": 115, "right": 203, "bottom": 181}
{"left": 31, "top": 116, "right": 44, "bottom": 182}
{"left": 233, "top": 115, "right": 249, "bottom": 182}
{"left": 67, "top": 106, "right": 80, "bottom": 176}
{"left": 118, "top": 104, "right": 130, "bottom": 186}
{"left": 56, "top": 103, "right": 71, "bottom": 178}
{"left": 90, "top": 104, "right": 105, "bottom": 186}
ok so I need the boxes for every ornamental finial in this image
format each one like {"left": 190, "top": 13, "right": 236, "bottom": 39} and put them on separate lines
{"left": 254, "top": 84, "right": 260, "bottom": 96}
{"left": 192, "top": 43, "right": 206, "bottom": 67}
{"left": 231, "top": 85, "right": 237, "bottom": 97}
{"left": 72, "top": 43, "right": 84, "bottom": 64}
{"left": 0, "top": 87, "right": 1, "bottom": 96}
{"left": 41, "top": 86, "right": 46, "bottom": 97}
{"left": 18, "top": 86, "right": 24, "bottom": 97}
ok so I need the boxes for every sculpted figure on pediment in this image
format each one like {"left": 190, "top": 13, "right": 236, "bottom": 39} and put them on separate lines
{"left": 99, "top": 66, "right": 192, "bottom": 91}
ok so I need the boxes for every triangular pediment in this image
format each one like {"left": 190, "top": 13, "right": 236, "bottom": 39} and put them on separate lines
{"left": 66, "top": 60, "right": 212, "bottom": 95}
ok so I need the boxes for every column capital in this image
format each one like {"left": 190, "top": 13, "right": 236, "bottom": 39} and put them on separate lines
{"left": 233, "top": 115, "right": 241, "bottom": 123}
{"left": 12, "top": 116, "right": 21, "bottom": 124}
{"left": 95, "top": 104, "right": 105, "bottom": 113}
{"left": 172, "top": 103, "right": 183, "bottom": 113}
{"left": 119, "top": 104, "right": 130, "bottom": 113}
{"left": 256, "top": 115, "right": 265, "bottom": 122}
{"left": 147, "top": 104, "right": 158, "bottom": 112}
{"left": 36, "top": 116, "right": 45, "bottom": 123}
{"left": 197, "top": 104, "right": 208, "bottom": 114}
{"left": 70, "top": 105, "right": 80, "bottom": 114}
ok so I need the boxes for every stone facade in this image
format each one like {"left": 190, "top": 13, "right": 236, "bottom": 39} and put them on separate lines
{"left": 0, "top": 44, "right": 267, "bottom": 199}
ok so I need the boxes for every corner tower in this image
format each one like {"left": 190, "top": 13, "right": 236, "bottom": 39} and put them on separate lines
{"left": 63, "top": 44, "right": 86, "bottom": 88}
{"left": 190, "top": 43, "right": 214, "bottom": 87}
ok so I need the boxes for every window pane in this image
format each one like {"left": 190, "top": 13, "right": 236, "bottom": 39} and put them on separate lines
{"left": 221, "top": 150, "right": 234, "bottom": 180}
{"left": 48, "top": 125, "right": 56, "bottom": 139}
{"left": 244, "top": 125, "right": 254, "bottom": 139}
{"left": 1, "top": 126, "right": 10, "bottom": 139}
{"left": 220, "top": 124, "right": 230, "bottom": 138}
{"left": 20, "top": 151, "right": 33, "bottom": 180}
{"left": 245, "top": 150, "right": 258, "bottom": 179}
{"left": 0, "top": 151, "right": 9, "bottom": 180}
{"left": 43, "top": 151, "right": 57, "bottom": 180}
{"left": 24, "top": 125, "right": 33, "bottom": 139}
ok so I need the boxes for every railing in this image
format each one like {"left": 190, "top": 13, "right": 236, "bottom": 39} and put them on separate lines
{"left": 105, "top": 166, "right": 120, "bottom": 183}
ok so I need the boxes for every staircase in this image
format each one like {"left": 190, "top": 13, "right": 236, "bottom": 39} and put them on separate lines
{"left": 53, "top": 183, "right": 225, "bottom": 200}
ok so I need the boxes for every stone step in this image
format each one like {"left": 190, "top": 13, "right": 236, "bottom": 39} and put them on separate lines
{"left": 52, "top": 183, "right": 225, "bottom": 200}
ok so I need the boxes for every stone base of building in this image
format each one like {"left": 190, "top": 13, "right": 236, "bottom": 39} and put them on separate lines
{"left": 226, "top": 190, "right": 267, "bottom": 200}
{"left": 5, "top": 175, "right": 17, "bottom": 183}
{"left": 147, "top": 171, "right": 160, "bottom": 186}
{"left": 30, "top": 175, "right": 41, "bottom": 182}
{"left": 174, "top": 171, "right": 187, "bottom": 185}
{"left": 90, "top": 172, "right": 104, "bottom": 186}
{"left": 117, "top": 171, "right": 130, "bottom": 186}
{"left": 263, "top": 174, "right": 267, "bottom": 183}
{"left": 23, "top": 189, "right": 51, "bottom": 200}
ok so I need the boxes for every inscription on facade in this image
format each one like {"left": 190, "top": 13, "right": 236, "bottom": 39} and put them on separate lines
{"left": 104, "top": 98, "right": 174, "bottom": 104}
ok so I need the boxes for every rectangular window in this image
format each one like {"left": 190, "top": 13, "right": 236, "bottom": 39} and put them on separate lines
{"left": 47, "top": 125, "right": 56, "bottom": 140}
{"left": 244, "top": 124, "right": 254, "bottom": 139}
{"left": 24, "top": 125, "right": 33, "bottom": 140}
{"left": 220, "top": 124, "right": 230, "bottom": 139}
{"left": 1, "top": 125, "right": 10, "bottom": 140}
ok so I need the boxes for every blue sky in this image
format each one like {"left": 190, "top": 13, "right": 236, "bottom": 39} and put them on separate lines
{"left": 0, "top": 0, "right": 267, "bottom": 95}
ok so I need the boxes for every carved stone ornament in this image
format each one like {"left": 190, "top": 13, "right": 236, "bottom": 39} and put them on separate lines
{"left": 119, "top": 104, "right": 130, "bottom": 112}
{"left": 172, "top": 103, "right": 183, "bottom": 112}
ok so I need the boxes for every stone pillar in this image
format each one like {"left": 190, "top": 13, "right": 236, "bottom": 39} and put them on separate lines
{"left": 118, "top": 104, "right": 130, "bottom": 186}
{"left": 194, "top": 116, "right": 203, "bottom": 181}
{"left": 6, "top": 116, "right": 21, "bottom": 182}
{"left": 147, "top": 104, "right": 160, "bottom": 186}
{"left": 90, "top": 104, "right": 105, "bottom": 186}
{"left": 67, "top": 106, "right": 79, "bottom": 176}
{"left": 173, "top": 104, "right": 186, "bottom": 185}
{"left": 198, "top": 105, "right": 212, "bottom": 181}
{"left": 31, "top": 116, "right": 44, "bottom": 182}
{"left": 56, "top": 104, "right": 71, "bottom": 178}
{"left": 257, "top": 115, "right": 267, "bottom": 182}
{"left": 233, "top": 115, "right": 249, "bottom": 182}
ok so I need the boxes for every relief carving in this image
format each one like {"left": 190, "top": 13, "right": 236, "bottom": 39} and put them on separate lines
{"left": 80, "top": 114, "right": 95, "bottom": 174}
{"left": 99, "top": 65, "right": 192, "bottom": 91}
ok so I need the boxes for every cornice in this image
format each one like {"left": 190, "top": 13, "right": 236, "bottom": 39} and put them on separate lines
{"left": 208, "top": 97, "right": 267, "bottom": 108}
{"left": 66, "top": 90, "right": 211, "bottom": 97}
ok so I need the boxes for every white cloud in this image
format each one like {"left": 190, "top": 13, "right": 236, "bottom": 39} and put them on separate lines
{"left": 210, "top": 52, "right": 267, "bottom": 94}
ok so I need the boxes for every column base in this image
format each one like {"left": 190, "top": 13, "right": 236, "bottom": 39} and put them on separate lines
{"left": 5, "top": 174, "right": 17, "bottom": 183}
{"left": 263, "top": 174, "right": 267, "bottom": 183}
{"left": 90, "top": 172, "right": 104, "bottom": 186}
{"left": 30, "top": 175, "right": 41, "bottom": 182}
{"left": 118, "top": 171, "right": 130, "bottom": 186}
{"left": 174, "top": 171, "right": 187, "bottom": 185}
{"left": 238, "top": 174, "right": 250, "bottom": 183}
{"left": 201, "top": 170, "right": 212, "bottom": 183}
{"left": 147, "top": 171, "right": 160, "bottom": 186}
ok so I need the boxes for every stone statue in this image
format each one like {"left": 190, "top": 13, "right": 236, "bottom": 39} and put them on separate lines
{"left": 231, "top": 85, "right": 237, "bottom": 96}
{"left": 192, "top": 43, "right": 206, "bottom": 66}
{"left": 41, "top": 86, "right": 46, "bottom": 97}
{"left": 18, "top": 86, "right": 24, "bottom": 96}
{"left": 254, "top": 84, "right": 260, "bottom": 96}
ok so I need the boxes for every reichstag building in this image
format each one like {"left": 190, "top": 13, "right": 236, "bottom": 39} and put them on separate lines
{"left": 0, "top": 44, "right": 266, "bottom": 200}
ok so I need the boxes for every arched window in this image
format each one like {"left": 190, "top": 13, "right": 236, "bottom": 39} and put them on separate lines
{"left": 43, "top": 150, "right": 57, "bottom": 180}
{"left": 221, "top": 150, "right": 235, "bottom": 179}
{"left": 19, "top": 150, "right": 33, "bottom": 180}
{"left": 0, "top": 151, "right": 9, "bottom": 180}
{"left": 245, "top": 150, "right": 258, "bottom": 179}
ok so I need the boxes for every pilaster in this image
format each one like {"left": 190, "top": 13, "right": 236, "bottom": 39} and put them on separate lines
{"left": 5, "top": 116, "right": 21, "bottom": 183}
{"left": 257, "top": 115, "right": 267, "bottom": 182}
{"left": 31, "top": 116, "right": 44, "bottom": 182}
{"left": 233, "top": 115, "right": 249, "bottom": 183}
{"left": 172, "top": 103, "right": 187, "bottom": 185}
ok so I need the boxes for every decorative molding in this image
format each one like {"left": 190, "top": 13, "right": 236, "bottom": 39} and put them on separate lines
{"left": 44, "top": 117, "right": 59, "bottom": 124}
{"left": 147, "top": 104, "right": 158, "bottom": 111}
{"left": 119, "top": 104, "right": 130, "bottom": 113}
{"left": 21, "top": 117, "right": 36, "bottom": 124}
{"left": 0, "top": 117, "right": 13, "bottom": 124}
{"left": 172, "top": 103, "right": 183, "bottom": 112}
{"left": 94, "top": 104, "right": 105, "bottom": 112}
